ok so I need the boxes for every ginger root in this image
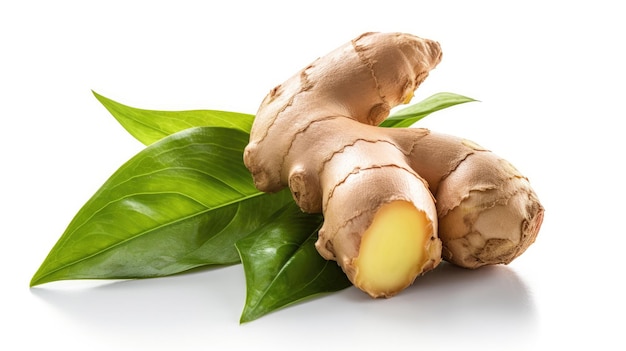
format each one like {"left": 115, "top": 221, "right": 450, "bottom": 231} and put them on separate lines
{"left": 244, "top": 32, "right": 442, "bottom": 297}
{"left": 243, "top": 32, "right": 543, "bottom": 297}
{"left": 394, "top": 130, "right": 544, "bottom": 268}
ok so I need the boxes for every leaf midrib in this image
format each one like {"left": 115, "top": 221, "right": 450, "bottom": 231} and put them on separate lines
{"left": 244, "top": 230, "right": 320, "bottom": 314}
{"left": 33, "top": 190, "right": 267, "bottom": 285}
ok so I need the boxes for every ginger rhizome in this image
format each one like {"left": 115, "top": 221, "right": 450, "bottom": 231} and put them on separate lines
{"left": 402, "top": 133, "right": 544, "bottom": 268}
{"left": 243, "top": 32, "right": 543, "bottom": 298}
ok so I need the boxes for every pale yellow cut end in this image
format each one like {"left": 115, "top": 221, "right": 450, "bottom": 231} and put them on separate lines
{"left": 353, "top": 200, "right": 432, "bottom": 298}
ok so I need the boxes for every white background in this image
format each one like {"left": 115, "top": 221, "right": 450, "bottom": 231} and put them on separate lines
{"left": 2, "top": 1, "right": 624, "bottom": 350}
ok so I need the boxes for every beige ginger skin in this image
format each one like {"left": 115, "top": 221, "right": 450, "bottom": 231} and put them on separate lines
{"left": 243, "top": 32, "right": 543, "bottom": 297}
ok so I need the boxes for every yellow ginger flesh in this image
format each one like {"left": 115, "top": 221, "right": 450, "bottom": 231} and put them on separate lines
{"left": 353, "top": 200, "right": 433, "bottom": 297}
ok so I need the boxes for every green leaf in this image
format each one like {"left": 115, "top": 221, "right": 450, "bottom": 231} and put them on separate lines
{"left": 92, "top": 91, "right": 255, "bottom": 145}
{"left": 380, "top": 92, "right": 477, "bottom": 128}
{"left": 31, "top": 90, "right": 477, "bottom": 322}
{"left": 30, "top": 126, "right": 293, "bottom": 287}
{"left": 236, "top": 202, "right": 352, "bottom": 323}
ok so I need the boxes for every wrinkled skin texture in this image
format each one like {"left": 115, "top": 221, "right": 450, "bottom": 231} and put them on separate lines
{"left": 244, "top": 32, "right": 443, "bottom": 297}
{"left": 244, "top": 31, "right": 543, "bottom": 297}
{"left": 394, "top": 130, "right": 544, "bottom": 268}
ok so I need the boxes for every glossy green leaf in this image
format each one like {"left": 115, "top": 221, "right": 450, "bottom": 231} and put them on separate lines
{"left": 31, "top": 90, "right": 475, "bottom": 321}
{"left": 236, "top": 203, "right": 352, "bottom": 323}
{"left": 30, "top": 126, "right": 293, "bottom": 286}
{"left": 380, "top": 92, "right": 477, "bottom": 128}
{"left": 93, "top": 91, "right": 255, "bottom": 145}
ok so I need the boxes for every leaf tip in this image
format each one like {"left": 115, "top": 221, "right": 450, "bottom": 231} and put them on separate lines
{"left": 239, "top": 314, "right": 251, "bottom": 324}
{"left": 29, "top": 274, "right": 42, "bottom": 288}
{"left": 239, "top": 308, "right": 266, "bottom": 324}
{"left": 91, "top": 90, "right": 108, "bottom": 104}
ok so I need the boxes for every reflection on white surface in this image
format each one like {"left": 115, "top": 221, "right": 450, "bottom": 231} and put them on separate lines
{"left": 31, "top": 266, "right": 246, "bottom": 326}
{"left": 272, "top": 262, "right": 537, "bottom": 349}
{"left": 31, "top": 262, "right": 536, "bottom": 350}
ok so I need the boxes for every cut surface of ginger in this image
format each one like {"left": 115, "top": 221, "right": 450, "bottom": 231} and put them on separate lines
{"left": 353, "top": 200, "right": 432, "bottom": 298}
